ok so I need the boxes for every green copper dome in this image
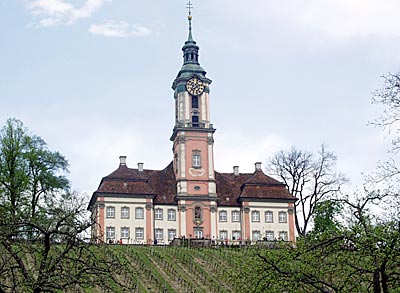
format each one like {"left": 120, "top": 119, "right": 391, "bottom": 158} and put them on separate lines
{"left": 172, "top": 14, "right": 211, "bottom": 90}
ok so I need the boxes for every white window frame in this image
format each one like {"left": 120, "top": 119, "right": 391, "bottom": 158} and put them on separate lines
{"left": 279, "top": 211, "right": 287, "bottom": 223}
{"left": 121, "top": 227, "right": 130, "bottom": 238}
{"left": 265, "top": 231, "right": 274, "bottom": 241}
{"left": 192, "top": 153, "right": 201, "bottom": 168}
{"left": 135, "top": 227, "right": 144, "bottom": 240}
{"left": 219, "top": 230, "right": 228, "bottom": 240}
{"left": 232, "top": 230, "right": 241, "bottom": 240}
{"left": 106, "top": 226, "right": 115, "bottom": 239}
{"left": 168, "top": 229, "right": 176, "bottom": 241}
{"left": 155, "top": 208, "right": 163, "bottom": 220}
{"left": 219, "top": 211, "right": 227, "bottom": 222}
{"left": 252, "top": 211, "right": 260, "bottom": 222}
{"left": 265, "top": 211, "right": 273, "bottom": 223}
{"left": 167, "top": 209, "right": 176, "bottom": 221}
{"left": 155, "top": 228, "right": 164, "bottom": 240}
{"left": 194, "top": 228, "right": 203, "bottom": 239}
{"left": 135, "top": 207, "right": 144, "bottom": 219}
{"left": 252, "top": 230, "right": 261, "bottom": 241}
{"left": 231, "top": 210, "right": 240, "bottom": 222}
{"left": 121, "top": 207, "right": 130, "bottom": 219}
{"left": 106, "top": 206, "right": 115, "bottom": 218}
{"left": 279, "top": 231, "right": 288, "bottom": 241}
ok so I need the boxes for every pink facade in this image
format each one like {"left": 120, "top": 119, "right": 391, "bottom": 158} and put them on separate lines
{"left": 88, "top": 12, "right": 298, "bottom": 245}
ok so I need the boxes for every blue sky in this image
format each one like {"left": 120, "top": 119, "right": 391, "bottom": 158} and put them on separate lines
{"left": 1, "top": 0, "right": 400, "bottom": 196}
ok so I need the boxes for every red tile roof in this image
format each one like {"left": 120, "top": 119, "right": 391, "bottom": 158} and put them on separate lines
{"left": 88, "top": 162, "right": 296, "bottom": 209}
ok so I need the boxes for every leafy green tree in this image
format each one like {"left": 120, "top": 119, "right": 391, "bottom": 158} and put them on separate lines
{"left": 0, "top": 118, "right": 69, "bottom": 221}
{"left": 0, "top": 119, "right": 30, "bottom": 217}
{"left": 0, "top": 119, "right": 131, "bottom": 292}
{"left": 310, "top": 199, "right": 343, "bottom": 236}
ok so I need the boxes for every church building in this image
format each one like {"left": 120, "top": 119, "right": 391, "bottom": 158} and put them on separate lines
{"left": 88, "top": 8, "right": 297, "bottom": 244}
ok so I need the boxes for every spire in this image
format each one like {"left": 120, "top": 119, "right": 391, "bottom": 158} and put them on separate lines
{"left": 187, "top": 1, "right": 194, "bottom": 42}
{"left": 172, "top": 1, "right": 212, "bottom": 89}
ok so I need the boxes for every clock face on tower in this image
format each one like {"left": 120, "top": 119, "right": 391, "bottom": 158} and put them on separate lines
{"left": 186, "top": 77, "right": 205, "bottom": 96}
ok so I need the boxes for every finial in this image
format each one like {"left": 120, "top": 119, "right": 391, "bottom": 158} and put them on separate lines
{"left": 186, "top": 1, "right": 193, "bottom": 17}
{"left": 186, "top": 1, "right": 194, "bottom": 41}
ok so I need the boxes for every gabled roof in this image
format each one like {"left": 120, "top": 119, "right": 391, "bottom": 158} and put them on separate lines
{"left": 88, "top": 162, "right": 296, "bottom": 209}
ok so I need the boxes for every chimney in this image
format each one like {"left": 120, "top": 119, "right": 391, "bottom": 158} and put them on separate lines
{"left": 138, "top": 162, "right": 144, "bottom": 172}
{"left": 119, "top": 156, "right": 127, "bottom": 166}
{"left": 233, "top": 166, "right": 239, "bottom": 176}
{"left": 255, "top": 162, "right": 262, "bottom": 171}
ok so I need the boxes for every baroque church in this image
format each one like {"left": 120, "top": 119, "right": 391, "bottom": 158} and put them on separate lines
{"left": 88, "top": 8, "right": 297, "bottom": 245}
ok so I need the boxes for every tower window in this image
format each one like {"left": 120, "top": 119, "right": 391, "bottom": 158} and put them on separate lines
{"left": 192, "top": 115, "right": 199, "bottom": 127}
{"left": 192, "top": 96, "right": 198, "bottom": 108}
{"left": 192, "top": 151, "right": 201, "bottom": 168}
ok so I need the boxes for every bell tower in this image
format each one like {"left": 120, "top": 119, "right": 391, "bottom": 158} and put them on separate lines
{"left": 170, "top": 2, "right": 217, "bottom": 239}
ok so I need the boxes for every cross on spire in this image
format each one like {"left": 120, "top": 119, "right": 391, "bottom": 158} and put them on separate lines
{"left": 186, "top": 1, "right": 193, "bottom": 16}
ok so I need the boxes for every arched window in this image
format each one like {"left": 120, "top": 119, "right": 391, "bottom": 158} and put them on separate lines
{"left": 192, "top": 96, "right": 198, "bottom": 108}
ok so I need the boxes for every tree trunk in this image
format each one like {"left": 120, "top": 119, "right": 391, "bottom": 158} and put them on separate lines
{"left": 373, "top": 269, "right": 381, "bottom": 293}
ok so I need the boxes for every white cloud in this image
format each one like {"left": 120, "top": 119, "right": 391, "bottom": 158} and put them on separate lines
{"left": 223, "top": 0, "right": 400, "bottom": 39}
{"left": 27, "top": 0, "right": 106, "bottom": 27}
{"left": 89, "top": 21, "right": 153, "bottom": 38}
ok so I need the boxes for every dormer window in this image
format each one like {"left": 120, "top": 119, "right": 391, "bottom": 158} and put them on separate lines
{"left": 192, "top": 96, "right": 198, "bottom": 108}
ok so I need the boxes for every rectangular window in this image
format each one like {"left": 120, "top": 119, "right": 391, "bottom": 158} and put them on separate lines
{"left": 106, "top": 207, "right": 115, "bottom": 218}
{"left": 168, "top": 229, "right": 176, "bottom": 241}
{"left": 232, "top": 230, "right": 241, "bottom": 240}
{"left": 252, "top": 230, "right": 261, "bottom": 241}
{"left": 155, "top": 208, "right": 163, "bottom": 220}
{"left": 168, "top": 209, "right": 176, "bottom": 221}
{"left": 231, "top": 210, "right": 240, "bottom": 222}
{"left": 121, "top": 207, "right": 130, "bottom": 219}
{"left": 135, "top": 227, "right": 144, "bottom": 240}
{"left": 155, "top": 228, "right": 163, "bottom": 240}
{"left": 191, "top": 96, "right": 199, "bottom": 109}
{"left": 265, "top": 231, "right": 274, "bottom": 241}
{"left": 135, "top": 207, "right": 144, "bottom": 219}
{"left": 106, "top": 227, "right": 115, "bottom": 239}
{"left": 194, "top": 227, "right": 203, "bottom": 239}
{"left": 279, "top": 211, "right": 287, "bottom": 223}
{"left": 279, "top": 231, "right": 288, "bottom": 241}
{"left": 121, "top": 227, "right": 130, "bottom": 238}
{"left": 252, "top": 211, "right": 260, "bottom": 222}
{"left": 219, "top": 230, "right": 228, "bottom": 240}
{"left": 265, "top": 211, "right": 273, "bottom": 223}
{"left": 219, "top": 211, "right": 227, "bottom": 222}
{"left": 192, "top": 153, "right": 201, "bottom": 168}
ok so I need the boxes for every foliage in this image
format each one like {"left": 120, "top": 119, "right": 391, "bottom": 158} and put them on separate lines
{"left": 255, "top": 190, "right": 400, "bottom": 293}
{"left": 267, "top": 144, "right": 347, "bottom": 236}
{"left": 0, "top": 119, "right": 128, "bottom": 292}
{"left": 310, "top": 199, "right": 343, "bottom": 236}
{"left": 0, "top": 118, "right": 69, "bottom": 220}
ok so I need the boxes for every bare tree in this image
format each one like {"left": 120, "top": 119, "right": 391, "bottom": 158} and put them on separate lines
{"left": 370, "top": 72, "right": 400, "bottom": 184}
{"left": 267, "top": 145, "right": 347, "bottom": 237}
